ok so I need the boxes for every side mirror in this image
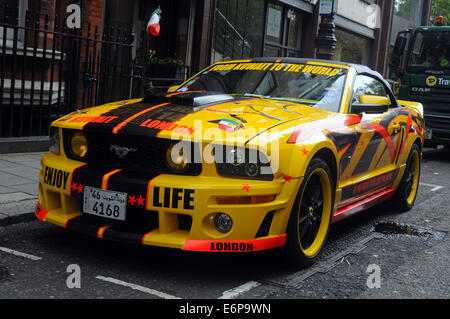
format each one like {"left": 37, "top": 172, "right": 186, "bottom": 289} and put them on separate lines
{"left": 167, "top": 85, "right": 181, "bottom": 93}
{"left": 351, "top": 95, "right": 390, "bottom": 114}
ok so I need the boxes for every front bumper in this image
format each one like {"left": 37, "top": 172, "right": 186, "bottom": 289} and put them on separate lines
{"left": 424, "top": 111, "right": 450, "bottom": 146}
{"left": 37, "top": 153, "right": 295, "bottom": 252}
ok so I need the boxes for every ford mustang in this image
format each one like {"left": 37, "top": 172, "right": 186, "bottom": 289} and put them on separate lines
{"left": 35, "top": 58, "right": 424, "bottom": 266}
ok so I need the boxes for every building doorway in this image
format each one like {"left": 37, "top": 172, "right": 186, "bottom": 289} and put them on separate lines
{"left": 102, "top": 0, "right": 193, "bottom": 96}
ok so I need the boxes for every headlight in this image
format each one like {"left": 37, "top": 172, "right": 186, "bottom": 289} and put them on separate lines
{"left": 71, "top": 132, "right": 88, "bottom": 159}
{"left": 165, "top": 142, "right": 189, "bottom": 173}
{"left": 49, "top": 126, "right": 60, "bottom": 155}
{"left": 215, "top": 146, "right": 273, "bottom": 180}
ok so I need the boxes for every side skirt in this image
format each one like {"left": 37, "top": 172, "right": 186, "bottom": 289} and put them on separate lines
{"left": 332, "top": 188, "right": 396, "bottom": 223}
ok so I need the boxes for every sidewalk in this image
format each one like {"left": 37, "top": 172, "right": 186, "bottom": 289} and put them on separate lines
{"left": 0, "top": 152, "right": 46, "bottom": 226}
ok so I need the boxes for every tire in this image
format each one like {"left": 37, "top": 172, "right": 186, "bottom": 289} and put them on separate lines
{"left": 284, "top": 158, "right": 335, "bottom": 267}
{"left": 393, "top": 143, "right": 421, "bottom": 212}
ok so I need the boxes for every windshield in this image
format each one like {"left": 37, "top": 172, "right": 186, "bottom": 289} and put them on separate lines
{"left": 177, "top": 62, "right": 348, "bottom": 112}
{"left": 408, "top": 30, "right": 450, "bottom": 69}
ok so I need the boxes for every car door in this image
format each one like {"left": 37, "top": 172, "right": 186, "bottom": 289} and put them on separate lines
{"left": 341, "top": 74, "right": 404, "bottom": 201}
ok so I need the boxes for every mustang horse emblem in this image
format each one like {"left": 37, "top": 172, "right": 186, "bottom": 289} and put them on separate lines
{"left": 110, "top": 144, "right": 138, "bottom": 158}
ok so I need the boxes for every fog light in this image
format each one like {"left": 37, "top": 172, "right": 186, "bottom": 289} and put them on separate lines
{"left": 214, "top": 213, "right": 233, "bottom": 233}
{"left": 71, "top": 132, "right": 88, "bottom": 159}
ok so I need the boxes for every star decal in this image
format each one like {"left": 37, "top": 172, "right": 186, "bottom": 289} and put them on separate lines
{"left": 136, "top": 195, "right": 146, "bottom": 206}
{"left": 71, "top": 183, "right": 78, "bottom": 193}
{"left": 284, "top": 174, "right": 293, "bottom": 183}
{"left": 128, "top": 195, "right": 136, "bottom": 206}
{"left": 77, "top": 184, "right": 84, "bottom": 193}
{"left": 301, "top": 148, "right": 309, "bottom": 156}
{"left": 242, "top": 184, "right": 252, "bottom": 192}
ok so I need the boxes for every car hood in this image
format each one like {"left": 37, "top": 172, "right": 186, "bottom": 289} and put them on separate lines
{"left": 54, "top": 91, "right": 333, "bottom": 145}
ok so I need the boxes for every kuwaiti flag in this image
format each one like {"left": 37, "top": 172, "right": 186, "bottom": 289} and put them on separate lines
{"left": 147, "top": 7, "right": 162, "bottom": 36}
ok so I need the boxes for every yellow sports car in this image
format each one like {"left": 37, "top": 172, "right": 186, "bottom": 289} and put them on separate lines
{"left": 36, "top": 58, "right": 424, "bottom": 266}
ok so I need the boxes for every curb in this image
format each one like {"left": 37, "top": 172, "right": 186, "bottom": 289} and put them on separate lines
{"left": 0, "top": 212, "right": 36, "bottom": 227}
{"left": 0, "top": 136, "right": 49, "bottom": 154}
{"left": 0, "top": 198, "right": 38, "bottom": 227}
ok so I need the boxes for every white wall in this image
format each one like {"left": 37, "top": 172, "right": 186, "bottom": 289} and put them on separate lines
{"left": 336, "top": 0, "right": 377, "bottom": 29}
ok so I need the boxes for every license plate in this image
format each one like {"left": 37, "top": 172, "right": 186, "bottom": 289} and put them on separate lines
{"left": 425, "top": 128, "right": 433, "bottom": 140}
{"left": 83, "top": 187, "right": 127, "bottom": 221}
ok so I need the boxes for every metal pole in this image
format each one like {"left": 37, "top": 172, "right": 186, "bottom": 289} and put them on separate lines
{"left": 315, "top": 0, "right": 337, "bottom": 60}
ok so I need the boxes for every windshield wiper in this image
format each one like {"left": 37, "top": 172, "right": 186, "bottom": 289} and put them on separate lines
{"left": 241, "top": 94, "right": 317, "bottom": 105}
{"left": 239, "top": 93, "right": 319, "bottom": 106}
{"left": 242, "top": 93, "right": 270, "bottom": 99}
{"left": 267, "top": 97, "right": 317, "bottom": 105}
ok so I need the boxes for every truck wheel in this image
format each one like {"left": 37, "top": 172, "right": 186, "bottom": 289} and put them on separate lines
{"left": 393, "top": 143, "right": 421, "bottom": 212}
{"left": 284, "top": 158, "right": 334, "bottom": 267}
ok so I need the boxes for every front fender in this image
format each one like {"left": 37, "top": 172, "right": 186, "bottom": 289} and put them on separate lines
{"left": 247, "top": 121, "right": 340, "bottom": 234}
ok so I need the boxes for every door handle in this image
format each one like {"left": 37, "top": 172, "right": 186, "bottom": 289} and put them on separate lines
{"left": 392, "top": 123, "right": 402, "bottom": 133}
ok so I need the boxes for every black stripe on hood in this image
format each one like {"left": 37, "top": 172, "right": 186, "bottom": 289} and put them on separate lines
{"left": 82, "top": 92, "right": 242, "bottom": 135}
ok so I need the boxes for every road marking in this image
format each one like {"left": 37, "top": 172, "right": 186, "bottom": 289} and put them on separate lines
{"left": 420, "top": 183, "right": 445, "bottom": 192}
{"left": 95, "top": 276, "right": 181, "bottom": 299}
{"left": 0, "top": 246, "right": 42, "bottom": 261}
{"left": 218, "top": 281, "right": 260, "bottom": 299}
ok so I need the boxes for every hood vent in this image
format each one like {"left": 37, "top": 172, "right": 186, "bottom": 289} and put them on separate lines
{"left": 143, "top": 92, "right": 235, "bottom": 110}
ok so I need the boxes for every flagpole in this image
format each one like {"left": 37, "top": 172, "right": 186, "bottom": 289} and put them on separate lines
{"left": 145, "top": 7, "right": 162, "bottom": 96}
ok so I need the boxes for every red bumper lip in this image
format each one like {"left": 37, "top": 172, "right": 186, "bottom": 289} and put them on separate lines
{"left": 35, "top": 202, "right": 286, "bottom": 252}
{"left": 182, "top": 235, "right": 287, "bottom": 253}
{"left": 35, "top": 203, "right": 48, "bottom": 221}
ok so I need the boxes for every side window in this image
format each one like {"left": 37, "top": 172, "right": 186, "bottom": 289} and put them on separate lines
{"left": 352, "top": 75, "right": 390, "bottom": 104}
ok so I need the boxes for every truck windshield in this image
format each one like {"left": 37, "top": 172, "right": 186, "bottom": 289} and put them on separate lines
{"left": 408, "top": 30, "right": 450, "bottom": 70}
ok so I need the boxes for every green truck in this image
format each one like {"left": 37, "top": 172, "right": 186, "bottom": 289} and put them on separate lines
{"left": 390, "top": 21, "right": 450, "bottom": 148}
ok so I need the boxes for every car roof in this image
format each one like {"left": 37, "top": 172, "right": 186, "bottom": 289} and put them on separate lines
{"left": 221, "top": 57, "right": 397, "bottom": 105}
{"left": 224, "top": 57, "right": 390, "bottom": 87}
{"left": 242, "top": 57, "right": 377, "bottom": 75}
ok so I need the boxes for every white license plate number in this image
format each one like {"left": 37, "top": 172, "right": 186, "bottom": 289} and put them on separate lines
{"left": 425, "top": 128, "right": 433, "bottom": 140}
{"left": 83, "top": 187, "right": 127, "bottom": 221}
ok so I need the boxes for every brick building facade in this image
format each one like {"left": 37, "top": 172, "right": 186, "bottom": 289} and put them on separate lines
{"left": 0, "top": 0, "right": 432, "bottom": 142}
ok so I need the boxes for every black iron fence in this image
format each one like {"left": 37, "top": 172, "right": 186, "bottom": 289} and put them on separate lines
{"left": 0, "top": 6, "right": 189, "bottom": 138}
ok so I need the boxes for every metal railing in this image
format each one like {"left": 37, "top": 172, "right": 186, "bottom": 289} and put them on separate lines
{"left": 213, "top": 2, "right": 254, "bottom": 62}
{"left": 0, "top": 5, "right": 189, "bottom": 138}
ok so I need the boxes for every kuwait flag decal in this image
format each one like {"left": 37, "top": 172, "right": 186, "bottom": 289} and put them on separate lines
{"left": 147, "top": 7, "right": 162, "bottom": 36}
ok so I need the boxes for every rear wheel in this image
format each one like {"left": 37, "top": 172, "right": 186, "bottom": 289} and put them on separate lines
{"left": 393, "top": 143, "right": 421, "bottom": 212}
{"left": 284, "top": 158, "right": 334, "bottom": 267}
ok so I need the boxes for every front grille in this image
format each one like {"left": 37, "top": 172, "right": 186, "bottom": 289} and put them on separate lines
{"left": 63, "top": 130, "right": 202, "bottom": 175}
{"left": 432, "top": 87, "right": 450, "bottom": 98}
{"left": 411, "top": 87, "right": 450, "bottom": 99}
{"left": 425, "top": 112, "right": 450, "bottom": 131}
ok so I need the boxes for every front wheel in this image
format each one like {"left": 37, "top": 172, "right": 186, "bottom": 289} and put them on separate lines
{"left": 393, "top": 143, "right": 421, "bottom": 212}
{"left": 284, "top": 158, "right": 334, "bottom": 267}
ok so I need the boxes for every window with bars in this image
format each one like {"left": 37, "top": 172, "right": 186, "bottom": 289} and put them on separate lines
{"left": 0, "top": 0, "right": 28, "bottom": 41}
{"left": 212, "top": 0, "right": 265, "bottom": 63}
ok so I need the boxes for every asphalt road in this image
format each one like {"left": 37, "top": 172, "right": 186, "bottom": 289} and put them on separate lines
{"left": 0, "top": 148, "right": 448, "bottom": 300}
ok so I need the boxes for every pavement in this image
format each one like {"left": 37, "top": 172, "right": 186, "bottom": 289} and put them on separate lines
{"left": 0, "top": 152, "right": 45, "bottom": 226}
{"left": 0, "top": 149, "right": 448, "bottom": 300}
